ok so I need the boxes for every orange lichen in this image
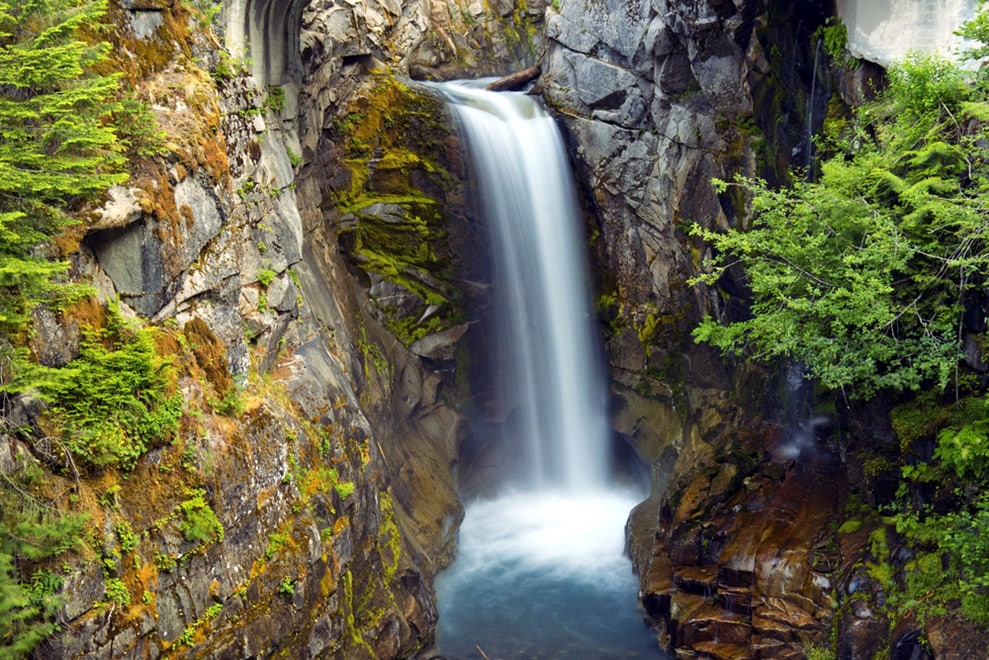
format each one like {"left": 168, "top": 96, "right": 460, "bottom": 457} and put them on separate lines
{"left": 182, "top": 317, "right": 234, "bottom": 395}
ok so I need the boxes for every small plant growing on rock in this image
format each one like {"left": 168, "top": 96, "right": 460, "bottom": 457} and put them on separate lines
{"left": 104, "top": 578, "right": 131, "bottom": 606}
{"left": 278, "top": 577, "right": 295, "bottom": 598}
{"left": 256, "top": 268, "right": 277, "bottom": 287}
{"left": 334, "top": 481, "right": 355, "bottom": 500}
{"left": 178, "top": 489, "right": 224, "bottom": 546}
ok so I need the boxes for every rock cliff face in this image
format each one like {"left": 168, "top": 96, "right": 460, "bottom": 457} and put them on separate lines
{"left": 540, "top": 0, "right": 853, "bottom": 657}
{"left": 9, "top": 0, "right": 538, "bottom": 657}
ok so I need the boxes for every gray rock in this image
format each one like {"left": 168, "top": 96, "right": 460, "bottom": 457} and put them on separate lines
{"left": 29, "top": 306, "right": 78, "bottom": 367}
{"left": 87, "top": 220, "right": 167, "bottom": 316}
{"left": 409, "top": 323, "right": 470, "bottom": 361}
{"left": 90, "top": 186, "right": 143, "bottom": 231}
{"left": 172, "top": 175, "right": 226, "bottom": 271}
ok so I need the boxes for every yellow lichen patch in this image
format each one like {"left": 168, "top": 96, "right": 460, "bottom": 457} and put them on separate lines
{"left": 333, "top": 516, "right": 351, "bottom": 537}
{"left": 319, "top": 561, "right": 338, "bottom": 598}
{"left": 52, "top": 218, "right": 89, "bottom": 257}
{"left": 298, "top": 466, "right": 340, "bottom": 500}
{"left": 62, "top": 296, "right": 109, "bottom": 333}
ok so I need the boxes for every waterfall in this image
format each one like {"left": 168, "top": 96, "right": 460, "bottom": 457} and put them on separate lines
{"left": 806, "top": 36, "right": 822, "bottom": 180}
{"left": 442, "top": 81, "right": 610, "bottom": 490}
{"left": 429, "top": 80, "right": 662, "bottom": 659}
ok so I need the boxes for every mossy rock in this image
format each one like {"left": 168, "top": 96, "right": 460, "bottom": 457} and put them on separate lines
{"left": 328, "top": 76, "right": 468, "bottom": 346}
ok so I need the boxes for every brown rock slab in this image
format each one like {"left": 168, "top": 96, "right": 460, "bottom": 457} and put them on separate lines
{"left": 692, "top": 641, "right": 753, "bottom": 660}
{"left": 678, "top": 602, "right": 751, "bottom": 647}
{"left": 674, "top": 565, "right": 719, "bottom": 595}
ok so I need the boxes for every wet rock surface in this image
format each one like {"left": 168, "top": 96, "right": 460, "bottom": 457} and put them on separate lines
{"left": 541, "top": 0, "right": 862, "bottom": 654}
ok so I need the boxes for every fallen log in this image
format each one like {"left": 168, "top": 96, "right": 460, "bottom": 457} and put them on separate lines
{"left": 484, "top": 65, "right": 542, "bottom": 92}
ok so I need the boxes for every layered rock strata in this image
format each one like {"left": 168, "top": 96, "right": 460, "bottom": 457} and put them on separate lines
{"left": 9, "top": 0, "right": 540, "bottom": 656}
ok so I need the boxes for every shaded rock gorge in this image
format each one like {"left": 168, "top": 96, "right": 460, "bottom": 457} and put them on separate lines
{"left": 3, "top": 0, "right": 988, "bottom": 657}
{"left": 426, "top": 80, "right": 659, "bottom": 658}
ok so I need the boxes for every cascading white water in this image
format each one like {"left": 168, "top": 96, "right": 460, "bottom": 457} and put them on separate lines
{"left": 443, "top": 81, "right": 610, "bottom": 490}
{"left": 430, "top": 81, "right": 662, "bottom": 659}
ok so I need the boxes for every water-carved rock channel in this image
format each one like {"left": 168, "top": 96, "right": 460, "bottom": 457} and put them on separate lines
{"left": 428, "top": 81, "right": 663, "bottom": 658}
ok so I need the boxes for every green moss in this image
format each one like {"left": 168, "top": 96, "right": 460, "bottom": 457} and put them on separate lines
{"left": 264, "top": 532, "right": 290, "bottom": 560}
{"left": 891, "top": 391, "right": 957, "bottom": 450}
{"left": 330, "top": 76, "right": 465, "bottom": 348}
{"left": 378, "top": 492, "right": 401, "bottom": 585}
{"left": 837, "top": 519, "right": 862, "bottom": 535}
{"left": 334, "top": 482, "right": 355, "bottom": 500}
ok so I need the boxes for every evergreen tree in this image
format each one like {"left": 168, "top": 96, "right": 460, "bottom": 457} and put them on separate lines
{"left": 0, "top": 0, "right": 140, "bottom": 654}
{"left": 0, "top": 0, "right": 129, "bottom": 330}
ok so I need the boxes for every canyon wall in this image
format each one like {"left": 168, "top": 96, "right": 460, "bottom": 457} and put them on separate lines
{"left": 9, "top": 0, "right": 536, "bottom": 657}
{"left": 8, "top": 0, "right": 985, "bottom": 657}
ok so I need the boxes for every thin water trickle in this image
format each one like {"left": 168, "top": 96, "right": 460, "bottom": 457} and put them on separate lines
{"left": 429, "top": 80, "right": 664, "bottom": 659}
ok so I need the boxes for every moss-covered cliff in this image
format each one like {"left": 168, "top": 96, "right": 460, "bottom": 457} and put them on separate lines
{"left": 5, "top": 0, "right": 988, "bottom": 657}
{"left": 1, "top": 0, "right": 538, "bottom": 655}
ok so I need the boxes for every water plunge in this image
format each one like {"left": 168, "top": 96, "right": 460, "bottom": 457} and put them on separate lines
{"left": 430, "top": 81, "right": 662, "bottom": 659}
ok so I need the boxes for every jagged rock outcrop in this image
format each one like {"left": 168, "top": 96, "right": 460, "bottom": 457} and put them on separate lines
{"left": 541, "top": 0, "right": 851, "bottom": 657}
{"left": 7, "top": 0, "right": 541, "bottom": 657}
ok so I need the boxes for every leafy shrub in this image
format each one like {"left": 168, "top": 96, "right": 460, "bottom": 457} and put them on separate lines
{"left": 278, "top": 577, "right": 294, "bottom": 598}
{"left": 104, "top": 577, "right": 131, "bottom": 606}
{"left": 11, "top": 302, "right": 183, "bottom": 471}
{"left": 178, "top": 489, "right": 224, "bottom": 545}
{"left": 115, "top": 520, "right": 139, "bottom": 553}
{"left": 256, "top": 268, "right": 277, "bottom": 287}
{"left": 334, "top": 481, "right": 355, "bottom": 500}
{"left": 691, "top": 53, "right": 989, "bottom": 399}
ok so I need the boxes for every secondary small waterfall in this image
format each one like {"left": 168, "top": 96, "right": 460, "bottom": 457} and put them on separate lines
{"left": 430, "top": 81, "right": 662, "bottom": 659}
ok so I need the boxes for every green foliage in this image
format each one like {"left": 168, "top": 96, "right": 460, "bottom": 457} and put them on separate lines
{"left": 263, "top": 532, "right": 289, "bottom": 560}
{"left": 887, "top": 393, "right": 989, "bottom": 627}
{"left": 173, "top": 601, "right": 223, "bottom": 648}
{"left": 895, "top": 491, "right": 989, "bottom": 626}
{"left": 114, "top": 520, "right": 138, "bottom": 554}
{"left": 265, "top": 86, "right": 286, "bottom": 113}
{"left": 213, "top": 386, "right": 245, "bottom": 417}
{"left": 886, "top": 52, "right": 969, "bottom": 119}
{"left": 334, "top": 481, "right": 355, "bottom": 500}
{"left": 933, "top": 396, "right": 989, "bottom": 480}
{"left": 103, "top": 577, "right": 130, "bottom": 606}
{"left": 691, "top": 52, "right": 989, "bottom": 399}
{"left": 98, "top": 484, "right": 121, "bottom": 509}
{"left": 816, "top": 16, "right": 856, "bottom": 69}
{"left": 153, "top": 552, "right": 176, "bottom": 572}
{"left": 0, "top": 466, "right": 87, "bottom": 655}
{"left": 0, "top": 555, "right": 51, "bottom": 658}
{"left": 256, "top": 268, "right": 276, "bottom": 287}
{"left": 805, "top": 644, "right": 835, "bottom": 660}
{"left": 8, "top": 302, "right": 183, "bottom": 471}
{"left": 277, "top": 577, "right": 294, "bottom": 598}
{"left": 0, "top": 0, "right": 156, "bottom": 332}
{"left": 836, "top": 519, "right": 861, "bottom": 535}
{"left": 178, "top": 489, "right": 223, "bottom": 546}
